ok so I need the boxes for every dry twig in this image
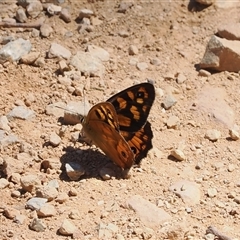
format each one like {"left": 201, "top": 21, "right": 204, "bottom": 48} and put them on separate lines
{"left": 0, "top": 17, "right": 45, "bottom": 29}
{"left": 206, "top": 226, "right": 233, "bottom": 240}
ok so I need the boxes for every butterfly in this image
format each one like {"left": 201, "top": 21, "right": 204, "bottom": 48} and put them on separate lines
{"left": 80, "top": 82, "right": 155, "bottom": 171}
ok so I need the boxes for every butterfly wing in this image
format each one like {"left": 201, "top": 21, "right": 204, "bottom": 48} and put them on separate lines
{"left": 121, "top": 121, "right": 153, "bottom": 164}
{"left": 107, "top": 82, "right": 155, "bottom": 132}
{"left": 81, "top": 102, "right": 134, "bottom": 170}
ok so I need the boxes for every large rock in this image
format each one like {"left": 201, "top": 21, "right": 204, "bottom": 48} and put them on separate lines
{"left": 125, "top": 195, "right": 171, "bottom": 228}
{"left": 199, "top": 35, "right": 240, "bottom": 72}
{"left": 0, "top": 38, "right": 32, "bottom": 64}
{"left": 218, "top": 23, "right": 240, "bottom": 41}
{"left": 48, "top": 43, "right": 71, "bottom": 60}
{"left": 195, "top": 0, "right": 213, "bottom": 6}
{"left": 214, "top": 0, "right": 240, "bottom": 8}
{"left": 7, "top": 106, "right": 35, "bottom": 120}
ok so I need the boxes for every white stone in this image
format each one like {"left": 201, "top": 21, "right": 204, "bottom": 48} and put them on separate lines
{"left": 59, "top": 219, "right": 77, "bottom": 236}
{"left": 169, "top": 180, "right": 201, "bottom": 205}
{"left": 0, "top": 116, "right": 10, "bottom": 131}
{"left": 0, "top": 178, "right": 9, "bottom": 189}
{"left": 205, "top": 129, "right": 221, "bottom": 142}
{"left": 126, "top": 195, "right": 171, "bottom": 228}
{"left": 48, "top": 42, "right": 71, "bottom": 60}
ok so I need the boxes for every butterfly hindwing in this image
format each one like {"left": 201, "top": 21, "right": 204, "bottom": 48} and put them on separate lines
{"left": 107, "top": 83, "right": 155, "bottom": 132}
{"left": 81, "top": 102, "right": 134, "bottom": 170}
{"left": 121, "top": 121, "right": 153, "bottom": 164}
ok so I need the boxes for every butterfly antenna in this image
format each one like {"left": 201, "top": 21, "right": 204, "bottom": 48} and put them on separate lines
{"left": 55, "top": 105, "right": 66, "bottom": 111}
{"left": 83, "top": 88, "right": 86, "bottom": 116}
{"left": 55, "top": 105, "right": 76, "bottom": 114}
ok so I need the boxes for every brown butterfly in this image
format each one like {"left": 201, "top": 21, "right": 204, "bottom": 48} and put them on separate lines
{"left": 81, "top": 82, "right": 155, "bottom": 170}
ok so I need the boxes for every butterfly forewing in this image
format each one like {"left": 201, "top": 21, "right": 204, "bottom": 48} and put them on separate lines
{"left": 82, "top": 102, "right": 134, "bottom": 170}
{"left": 107, "top": 83, "right": 155, "bottom": 132}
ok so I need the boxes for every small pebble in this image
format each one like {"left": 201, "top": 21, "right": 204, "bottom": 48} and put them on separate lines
{"left": 142, "top": 227, "right": 154, "bottom": 239}
{"left": 162, "top": 94, "right": 177, "bottom": 109}
{"left": 7, "top": 106, "right": 35, "bottom": 120}
{"left": 195, "top": 162, "right": 203, "bottom": 170}
{"left": 116, "top": 234, "right": 125, "bottom": 240}
{"left": 32, "top": 28, "right": 40, "bottom": 37}
{"left": 128, "top": 45, "right": 138, "bottom": 55}
{"left": 229, "top": 129, "right": 239, "bottom": 140}
{"left": 198, "top": 69, "right": 211, "bottom": 77}
{"left": 60, "top": 8, "right": 71, "bottom": 23}
{"left": 4, "top": 207, "right": 20, "bottom": 219}
{"left": 69, "top": 209, "right": 81, "bottom": 220}
{"left": 21, "top": 52, "right": 40, "bottom": 65}
{"left": 118, "top": 30, "right": 130, "bottom": 37}
{"left": 48, "top": 179, "right": 59, "bottom": 190}
{"left": 14, "top": 214, "right": 26, "bottom": 224}
{"left": 129, "top": 57, "right": 138, "bottom": 65}
{"left": 234, "top": 196, "right": 240, "bottom": 204}
{"left": 29, "top": 218, "right": 46, "bottom": 232}
{"left": 65, "top": 162, "right": 85, "bottom": 180}
{"left": 49, "top": 132, "right": 61, "bottom": 147}
{"left": 40, "top": 23, "right": 53, "bottom": 38}
{"left": 26, "top": 197, "right": 48, "bottom": 210}
{"left": 16, "top": 8, "right": 27, "bottom": 23}
{"left": 37, "top": 203, "right": 57, "bottom": 217}
{"left": 11, "top": 190, "right": 21, "bottom": 198}
{"left": 170, "top": 149, "right": 186, "bottom": 161}
{"left": 176, "top": 73, "right": 187, "bottom": 84}
{"left": 99, "top": 167, "right": 116, "bottom": 180}
{"left": 69, "top": 187, "right": 78, "bottom": 196}
{"left": 34, "top": 57, "right": 45, "bottom": 67}
{"left": 155, "top": 87, "right": 164, "bottom": 97}
{"left": 150, "top": 58, "right": 161, "bottom": 66}
{"left": 185, "top": 207, "right": 192, "bottom": 213}
{"left": 59, "top": 60, "right": 70, "bottom": 73}
{"left": 0, "top": 116, "right": 10, "bottom": 131}
{"left": 47, "top": 4, "right": 62, "bottom": 15}
{"left": 205, "top": 129, "right": 221, "bottom": 142}
{"left": 26, "top": 1, "right": 43, "bottom": 18}
{"left": 20, "top": 174, "right": 41, "bottom": 193}
{"left": 0, "top": 178, "right": 9, "bottom": 189}
{"left": 36, "top": 185, "right": 58, "bottom": 201}
{"left": 207, "top": 188, "right": 217, "bottom": 198}
{"left": 204, "top": 233, "right": 215, "bottom": 240}
{"left": 228, "top": 164, "right": 235, "bottom": 172}
{"left": 59, "top": 219, "right": 77, "bottom": 236}
{"left": 166, "top": 115, "right": 180, "bottom": 129}
{"left": 56, "top": 192, "right": 69, "bottom": 203}
{"left": 91, "top": 17, "right": 103, "bottom": 26}
{"left": 79, "top": 9, "right": 94, "bottom": 19}
{"left": 136, "top": 62, "right": 148, "bottom": 71}
{"left": 118, "top": 2, "right": 133, "bottom": 13}
{"left": 228, "top": 192, "right": 236, "bottom": 198}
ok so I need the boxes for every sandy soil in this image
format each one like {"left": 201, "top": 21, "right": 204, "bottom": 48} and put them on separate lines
{"left": 0, "top": 0, "right": 240, "bottom": 239}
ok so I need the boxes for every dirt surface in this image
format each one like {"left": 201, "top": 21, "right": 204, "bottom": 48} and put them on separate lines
{"left": 0, "top": 0, "right": 240, "bottom": 239}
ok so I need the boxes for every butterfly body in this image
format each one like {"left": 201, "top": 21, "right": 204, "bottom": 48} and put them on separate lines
{"left": 81, "top": 83, "right": 155, "bottom": 170}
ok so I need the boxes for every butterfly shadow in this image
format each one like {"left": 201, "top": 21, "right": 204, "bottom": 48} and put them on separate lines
{"left": 59, "top": 146, "right": 128, "bottom": 181}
